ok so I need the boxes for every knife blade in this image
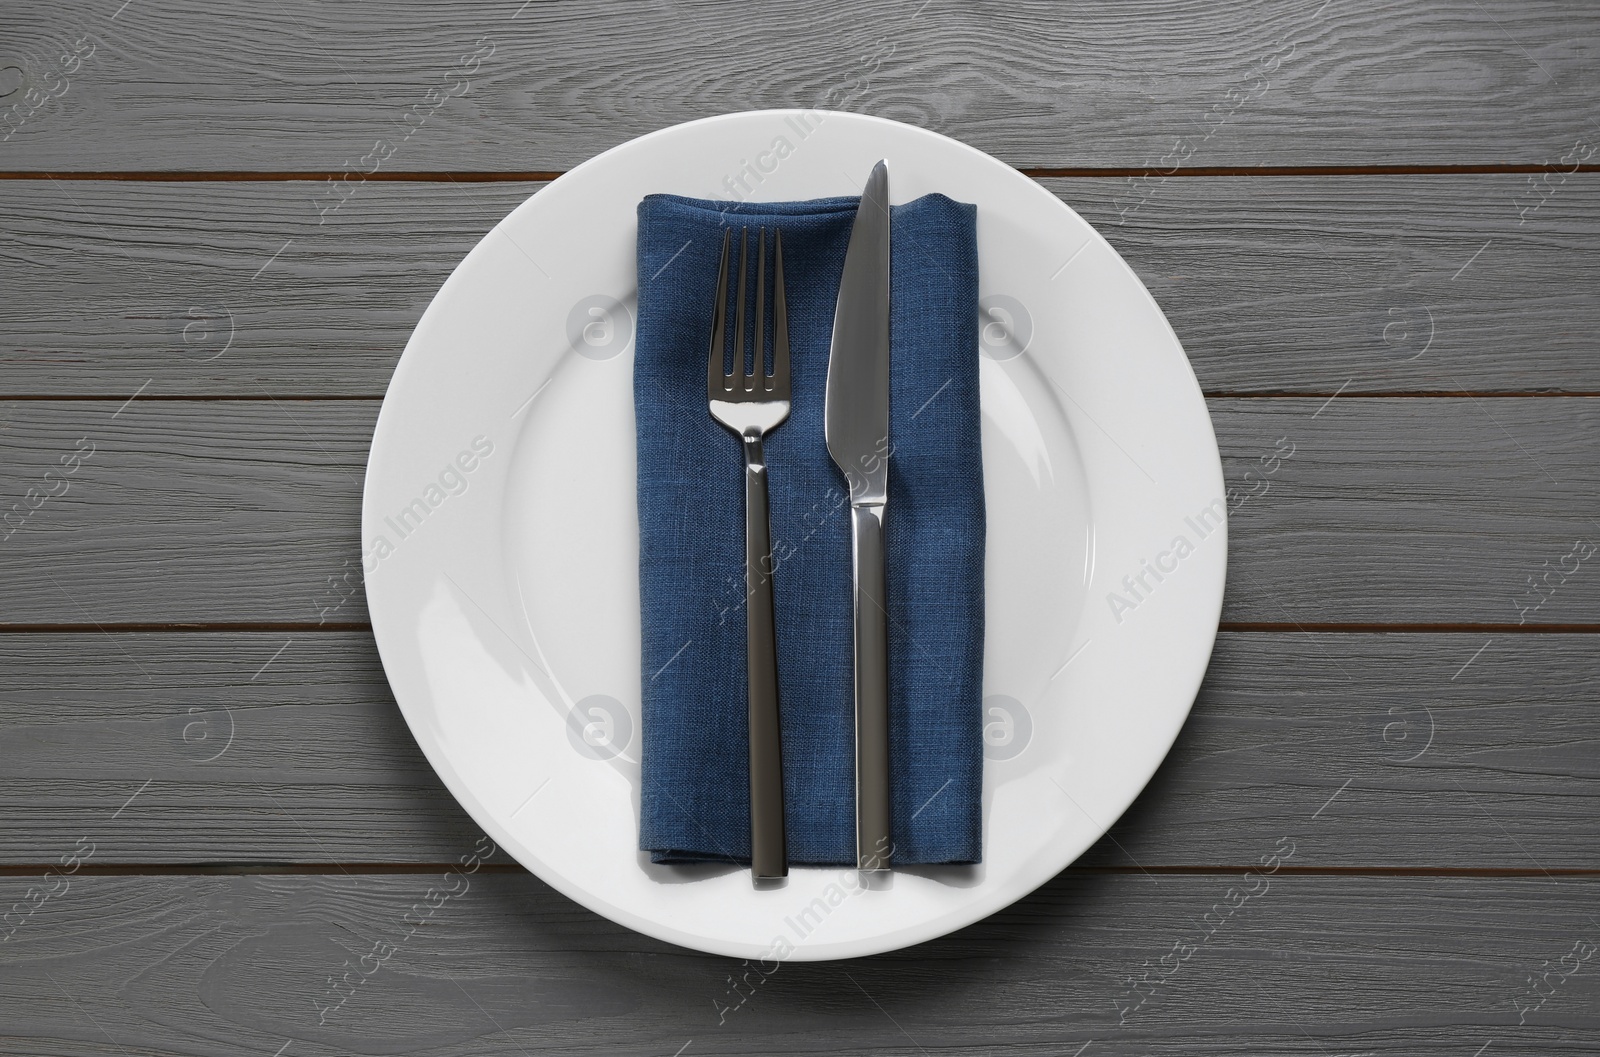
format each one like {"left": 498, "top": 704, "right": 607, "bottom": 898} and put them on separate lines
{"left": 824, "top": 159, "right": 892, "bottom": 872}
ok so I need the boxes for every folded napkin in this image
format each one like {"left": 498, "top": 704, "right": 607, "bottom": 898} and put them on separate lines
{"left": 635, "top": 191, "right": 984, "bottom": 866}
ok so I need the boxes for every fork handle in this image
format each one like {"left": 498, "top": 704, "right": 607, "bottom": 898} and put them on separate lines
{"left": 742, "top": 431, "right": 787, "bottom": 880}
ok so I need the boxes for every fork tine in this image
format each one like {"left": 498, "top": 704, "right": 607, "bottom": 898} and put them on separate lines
{"left": 733, "top": 227, "right": 749, "bottom": 388}
{"left": 772, "top": 229, "right": 789, "bottom": 398}
{"left": 707, "top": 228, "right": 732, "bottom": 395}
{"left": 753, "top": 227, "right": 766, "bottom": 391}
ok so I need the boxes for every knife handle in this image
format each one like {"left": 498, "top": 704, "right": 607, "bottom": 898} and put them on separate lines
{"left": 850, "top": 501, "right": 892, "bottom": 872}
{"left": 743, "top": 432, "right": 787, "bottom": 881}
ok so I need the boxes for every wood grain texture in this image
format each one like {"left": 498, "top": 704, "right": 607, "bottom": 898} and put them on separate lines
{"left": 1063, "top": 173, "right": 1600, "bottom": 394}
{"left": 1215, "top": 396, "right": 1600, "bottom": 626}
{"left": 0, "top": 871, "right": 1596, "bottom": 1055}
{"left": 2, "top": 1, "right": 1599, "bottom": 171}
{"left": 3, "top": 175, "right": 1599, "bottom": 396}
{"left": 0, "top": 179, "right": 520, "bottom": 397}
{"left": 0, "top": 632, "right": 1595, "bottom": 869}
{"left": 1, "top": 397, "right": 1596, "bottom": 624}
{"left": 2, "top": 0, "right": 1596, "bottom": 1045}
{"left": 0, "top": 631, "right": 474, "bottom": 865}
{"left": 0, "top": 399, "right": 377, "bottom": 626}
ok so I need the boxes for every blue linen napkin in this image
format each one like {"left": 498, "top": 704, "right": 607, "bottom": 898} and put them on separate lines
{"left": 634, "top": 191, "right": 984, "bottom": 866}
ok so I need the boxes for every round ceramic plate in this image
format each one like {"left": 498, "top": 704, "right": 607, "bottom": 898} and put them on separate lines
{"left": 362, "top": 110, "right": 1225, "bottom": 961}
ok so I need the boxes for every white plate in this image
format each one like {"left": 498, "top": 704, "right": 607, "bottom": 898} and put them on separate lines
{"left": 362, "top": 110, "right": 1225, "bottom": 961}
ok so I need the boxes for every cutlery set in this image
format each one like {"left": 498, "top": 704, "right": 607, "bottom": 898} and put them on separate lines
{"left": 708, "top": 160, "right": 895, "bottom": 884}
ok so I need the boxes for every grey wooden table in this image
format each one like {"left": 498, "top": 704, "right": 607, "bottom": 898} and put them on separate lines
{"left": 3, "top": 1, "right": 1598, "bottom": 1054}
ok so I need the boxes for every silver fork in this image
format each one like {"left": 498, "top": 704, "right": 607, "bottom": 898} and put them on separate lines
{"left": 707, "top": 226, "right": 789, "bottom": 882}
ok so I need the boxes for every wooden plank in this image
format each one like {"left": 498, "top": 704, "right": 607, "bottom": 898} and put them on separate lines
{"left": 0, "top": 399, "right": 377, "bottom": 625}
{"left": 3, "top": 175, "right": 1597, "bottom": 397}
{"left": 1063, "top": 173, "right": 1600, "bottom": 394}
{"left": 0, "top": 631, "right": 1595, "bottom": 868}
{"left": 2, "top": 1, "right": 1598, "bottom": 171}
{"left": 1215, "top": 396, "right": 1600, "bottom": 626}
{"left": 0, "top": 871, "right": 1595, "bottom": 1054}
{"left": 1106, "top": 630, "right": 1600, "bottom": 870}
{"left": 1, "top": 397, "right": 1597, "bottom": 625}
{"left": 0, "top": 631, "right": 474, "bottom": 864}
{"left": 0, "top": 179, "right": 523, "bottom": 397}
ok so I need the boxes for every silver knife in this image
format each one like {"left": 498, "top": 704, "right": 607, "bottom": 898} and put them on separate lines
{"left": 824, "top": 160, "right": 892, "bottom": 873}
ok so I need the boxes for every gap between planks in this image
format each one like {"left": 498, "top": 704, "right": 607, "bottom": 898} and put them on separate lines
{"left": 4, "top": 163, "right": 1600, "bottom": 181}
{"left": 0, "top": 622, "right": 1597, "bottom": 634}
{"left": 3, "top": 393, "right": 1597, "bottom": 401}
{"left": 0, "top": 863, "right": 1594, "bottom": 878}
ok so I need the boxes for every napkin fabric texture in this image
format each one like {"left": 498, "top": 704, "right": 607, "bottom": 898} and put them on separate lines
{"left": 634, "top": 191, "right": 984, "bottom": 866}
